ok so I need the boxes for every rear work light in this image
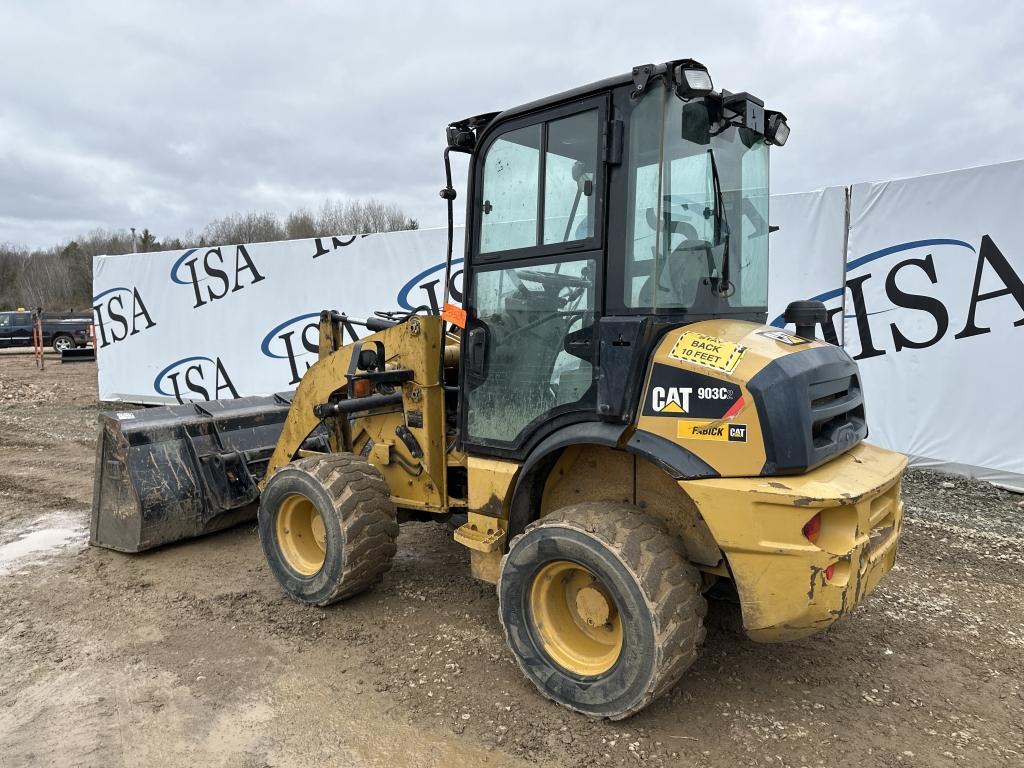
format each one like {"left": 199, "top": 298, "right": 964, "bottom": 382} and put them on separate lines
{"left": 765, "top": 110, "right": 790, "bottom": 146}
{"left": 802, "top": 512, "right": 822, "bottom": 544}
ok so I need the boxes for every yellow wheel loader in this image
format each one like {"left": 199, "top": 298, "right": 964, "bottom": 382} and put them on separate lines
{"left": 92, "top": 59, "right": 906, "bottom": 719}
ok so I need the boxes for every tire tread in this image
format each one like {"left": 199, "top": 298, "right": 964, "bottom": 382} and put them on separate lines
{"left": 280, "top": 453, "right": 397, "bottom": 605}
{"left": 499, "top": 501, "right": 706, "bottom": 719}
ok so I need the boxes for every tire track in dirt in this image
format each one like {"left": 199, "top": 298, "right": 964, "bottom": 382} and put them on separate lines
{"left": 0, "top": 472, "right": 91, "bottom": 513}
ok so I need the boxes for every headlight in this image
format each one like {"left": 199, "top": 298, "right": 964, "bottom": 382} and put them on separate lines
{"left": 766, "top": 111, "right": 790, "bottom": 146}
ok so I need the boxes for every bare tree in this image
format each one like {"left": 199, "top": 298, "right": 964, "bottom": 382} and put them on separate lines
{"left": 316, "top": 198, "right": 418, "bottom": 236}
{"left": 202, "top": 211, "right": 286, "bottom": 245}
{"left": 284, "top": 209, "right": 318, "bottom": 240}
{"left": 160, "top": 229, "right": 201, "bottom": 251}
{"left": 0, "top": 244, "right": 30, "bottom": 310}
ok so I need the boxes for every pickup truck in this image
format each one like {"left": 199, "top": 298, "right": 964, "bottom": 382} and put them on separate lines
{"left": 0, "top": 310, "right": 92, "bottom": 353}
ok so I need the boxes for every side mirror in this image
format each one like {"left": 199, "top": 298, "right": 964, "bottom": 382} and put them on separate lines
{"left": 680, "top": 101, "right": 710, "bottom": 146}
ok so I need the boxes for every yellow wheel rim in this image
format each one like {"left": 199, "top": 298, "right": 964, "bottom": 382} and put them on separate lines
{"left": 529, "top": 560, "right": 623, "bottom": 677}
{"left": 275, "top": 494, "right": 327, "bottom": 576}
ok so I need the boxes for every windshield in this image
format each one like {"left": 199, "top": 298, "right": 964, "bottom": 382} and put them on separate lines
{"left": 621, "top": 82, "right": 770, "bottom": 313}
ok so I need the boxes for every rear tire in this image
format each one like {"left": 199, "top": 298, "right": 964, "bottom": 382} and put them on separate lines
{"left": 52, "top": 334, "right": 75, "bottom": 353}
{"left": 498, "top": 502, "right": 706, "bottom": 719}
{"left": 258, "top": 454, "right": 398, "bottom": 606}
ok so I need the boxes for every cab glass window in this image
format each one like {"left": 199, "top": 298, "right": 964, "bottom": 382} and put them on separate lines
{"left": 478, "top": 108, "right": 600, "bottom": 256}
{"left": 543, "top": 110, "right": 599, "bottom": 244}
{"left": 621, "top": 83, "right": 770, "bottom": 312}
{"left": 479, "top": 125, "right": 541, "bottom": 254}
{"left": 467, "top": 258, "right": 596, "bottom": 444}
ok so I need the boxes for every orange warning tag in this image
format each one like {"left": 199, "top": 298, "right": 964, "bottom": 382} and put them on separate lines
{"left": 441, "top": 303, "right": 467, "bottom": 329}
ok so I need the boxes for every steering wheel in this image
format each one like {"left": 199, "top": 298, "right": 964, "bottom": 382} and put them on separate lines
{"left": 515, "top": 269, "right": 591, "bottom": 290}
{"left": 492, "top": 267, "right": 593, "bottom": 346}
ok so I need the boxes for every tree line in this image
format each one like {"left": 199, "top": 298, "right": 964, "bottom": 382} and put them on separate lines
{"left": 0, "top": 199, "right": 418, "bottom": 312}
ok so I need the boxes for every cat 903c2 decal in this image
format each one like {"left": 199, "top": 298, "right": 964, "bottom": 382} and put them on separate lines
{"left": 642, "top": 364, "right": 746, "bottom": 419}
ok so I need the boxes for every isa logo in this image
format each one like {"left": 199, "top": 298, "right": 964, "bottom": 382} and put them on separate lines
{"left": 154, "top": 356, "right": 239, "bottom": 403}
{"left": 261, "top": 313, "right": 360, "bottom": 386}
{"left": 773, "top": 235, "right": 1024, "bottom": 356}
{"left": 92, "top": 286, "right": 156, "bottom": 348}
{"left": 396, "top": 259, "right": 464, "bottom": 314}
{"left": 170, "top": 245, "right": 266, "bottom": 308}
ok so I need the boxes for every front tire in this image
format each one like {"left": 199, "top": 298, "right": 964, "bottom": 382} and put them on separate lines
{"left": 498, "top": 502, "right": 706, "bottom": 719}
{"left": 258, "top": 454, "right": 398, "bottom": 606}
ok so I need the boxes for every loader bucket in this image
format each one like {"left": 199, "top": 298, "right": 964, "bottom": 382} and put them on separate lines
{"left": 91, "top": 393, "right": 308, "bottom": 553}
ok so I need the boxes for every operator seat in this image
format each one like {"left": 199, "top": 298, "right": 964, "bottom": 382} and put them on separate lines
{"left": 639, "top": 236, "right": 716, "bottom": 307}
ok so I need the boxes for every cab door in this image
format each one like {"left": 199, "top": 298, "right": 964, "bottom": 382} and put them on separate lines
{"left": 0, "top": 313, "right": 12, "bottom": 346}
{"left": 461, "top": 98, "right": 608, "bottom": 457}
{"left": 9, "top": 312, "right": 32, "bottom": 347}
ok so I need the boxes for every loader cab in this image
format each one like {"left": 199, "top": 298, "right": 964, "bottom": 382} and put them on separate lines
{"left": 452, "top": 60, "right": 788, "bottom": 459}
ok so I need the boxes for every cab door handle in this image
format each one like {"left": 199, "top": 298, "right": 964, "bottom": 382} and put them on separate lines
{"left": 467, "top": 327, "right": 487, "bottom": 376}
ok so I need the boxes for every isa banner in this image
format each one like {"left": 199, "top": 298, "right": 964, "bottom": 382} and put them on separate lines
{"left": 766, "top": 186, "right": 849, "bottom": 342}
{"left": 93, "top": 227, "right": 463, "bottom": 404}
{"left": 843, "top": 159, "right": 1024, "bottom": 490}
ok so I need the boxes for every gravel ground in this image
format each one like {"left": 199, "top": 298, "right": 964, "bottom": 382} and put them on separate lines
{"left": 0, "top": 351, "right": 1021, "bottom": 767}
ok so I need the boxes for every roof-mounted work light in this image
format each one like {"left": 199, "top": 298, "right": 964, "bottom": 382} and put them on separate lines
{"left": 765, "top": 110, "right": 790, "bottom": 146}
{"left": 674, "top": 61, "right": 713, "bottom": 98}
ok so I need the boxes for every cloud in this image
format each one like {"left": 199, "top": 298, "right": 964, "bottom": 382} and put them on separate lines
{"left": 1, "top": 0, "right": 1021, "bottom": 248}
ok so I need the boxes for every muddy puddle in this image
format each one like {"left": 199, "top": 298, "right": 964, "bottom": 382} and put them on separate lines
{"left": 0, "top": 512, "right": 87, "bottom": 575}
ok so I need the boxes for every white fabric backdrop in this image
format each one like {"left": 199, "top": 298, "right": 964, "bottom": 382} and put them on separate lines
{"left": 93, "top": 227, "right": 460, "bottom": 403}
{"left": 92, "top": 165, "right": 1024, "bottom": 490}
{"left": 766, "top": 187, "right": 849, "bottom": 343}
{"left": 843, "top": 160, "right": 1024, "bottom": 490}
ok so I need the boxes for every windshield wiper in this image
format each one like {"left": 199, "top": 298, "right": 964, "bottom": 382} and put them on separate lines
{"left": 707, "top": 148, "right": 733, "bottom": 297}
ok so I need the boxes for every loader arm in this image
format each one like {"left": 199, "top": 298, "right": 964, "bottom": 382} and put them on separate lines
{"left": 260, "top": 343, "right": 357, "bottom": 486}
{"left": 260, "top": 316, "right": 450, "bottom": 514}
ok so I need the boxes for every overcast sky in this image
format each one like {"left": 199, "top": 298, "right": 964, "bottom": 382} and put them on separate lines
{"left": 1, "top": 1, "right": 1021, "bottom": 249}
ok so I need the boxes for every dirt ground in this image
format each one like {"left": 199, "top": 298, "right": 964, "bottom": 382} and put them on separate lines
{"left": 0, "top": 350, "right": 1022, "bottom": 768}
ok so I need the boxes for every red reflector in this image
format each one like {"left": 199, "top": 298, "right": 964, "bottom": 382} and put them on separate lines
{"left": 802, "top": 512, "right": 822, "bottom": 544}
{"left": 353, "top": 378, "right": 373, "bottom": 397}
{"left": 824, "top": 564, "right": 835, "bottom": 581}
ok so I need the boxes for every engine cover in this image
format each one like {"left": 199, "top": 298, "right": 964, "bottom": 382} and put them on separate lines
{"left": 633, "top": 320, "right": 866, "bottom": 477}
